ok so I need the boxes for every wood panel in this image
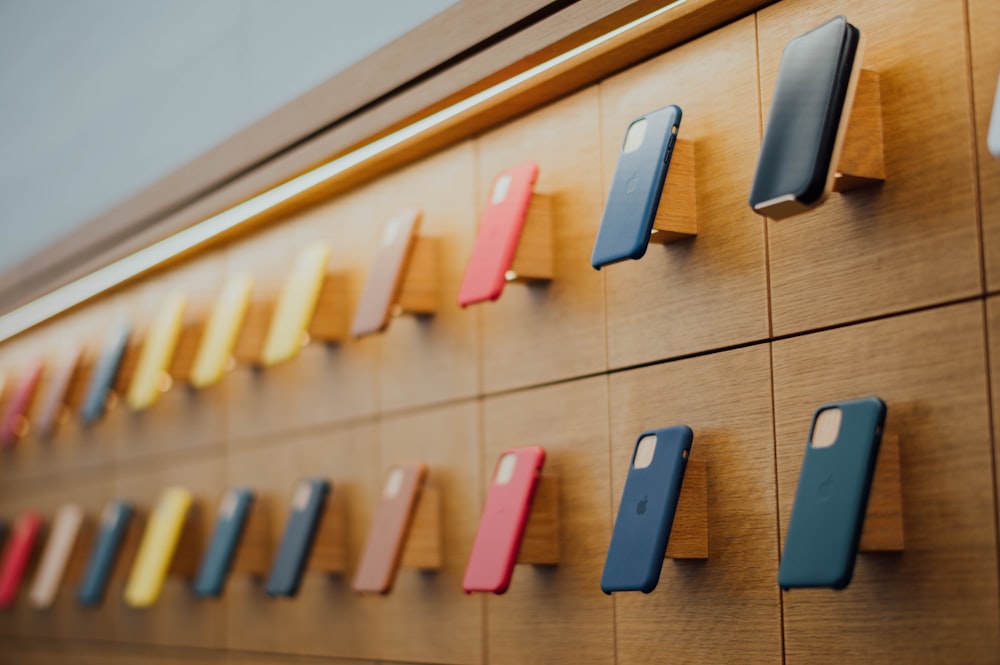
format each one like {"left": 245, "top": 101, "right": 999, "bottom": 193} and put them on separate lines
{"left": 760, "top": 0, "right": 983, "bottom": 334}
{"left": 601, "top": 15, "right": 770, "bottom": 369}
{"left": 985, "top": 296, "right": 1000, "bottom": 544}
{"left": 772, "top": 302, "right": 999, "bottom": 663}
{"left": 608, "top": 345, "right": 782, "bottom": 664}
{"left": 481, "top": 376, "right": 614, "bottom": 665}
{"left": 970, "top": 0, "right": 1000, "bottom": 288}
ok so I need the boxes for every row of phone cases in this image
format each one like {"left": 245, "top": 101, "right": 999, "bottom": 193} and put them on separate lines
{"left": 0, "top": 397, "right": 886, "bottom": 609}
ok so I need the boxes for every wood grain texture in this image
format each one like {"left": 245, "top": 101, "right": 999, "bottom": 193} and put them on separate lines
{"left": 516, "top": 474, "right": 560, "bottom": 565}
{"left": 858, "top": 432, "right": 905, "bottom": 552}
{"left": 399, "top": 485, "right": 443, "bottom": 571}
{"left": 508, "top": 193, "right": 555, "bottom": 282}
{"left": 482, "top": 376, "right": 614, "bottom": 665}
{"left": 760, "top": 0, "right": 982, "bottom": 335}
{"left": 832, "top": 69, "right": 886, "bottom": 191}
{"left": 664, "top": 459, "right": 709, "bottom": 560}
{"left": 969, "top": 0, "right": 1000, "bottom": 289}
{"left": 772, "top": 302, "right": 999, "bottom": 663}
{"left": 601, "top": 16, "right": 770, "bottom": 369}
{"left": 396, "top": 237, "right": 440, "bottom": 315}
{"left": 651, "top": 139, "right": 698, "bottom": 242}
{"left": 985, "top": 296, "right": 1000, "bottom": 563}
{"left": 608, "top": 345, "right": 781, "bottom": 665}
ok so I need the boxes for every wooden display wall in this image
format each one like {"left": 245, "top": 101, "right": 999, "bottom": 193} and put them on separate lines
{"left": 2, "top": 0, "right": 1000, "bottom": 662}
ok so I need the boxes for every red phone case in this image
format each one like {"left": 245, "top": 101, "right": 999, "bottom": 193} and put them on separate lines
{"left": 0, "top": 511, "right": 43, "bottom": 608}
{"left": 0, "top": 359, "right": 44, "bottom": 447}
{"left": 462, "top": 446, "right": 545, "bottom": 594}
{"left": 457, "top": 163, "right": 539, "bottom": 307}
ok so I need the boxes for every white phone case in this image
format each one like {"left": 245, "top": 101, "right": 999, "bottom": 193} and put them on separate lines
{"left": 28, "top": 504, "right": 84, "bottom": 608}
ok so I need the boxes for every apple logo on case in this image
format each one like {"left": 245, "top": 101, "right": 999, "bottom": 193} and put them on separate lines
{"left": 818, "top": 475, "right": 834, "bottom": 501}
{"left": 625, "top": 172, "right": 639, "bottom": 194}
{"left": 636, "top": 496, "right": 648, "bottom": 515}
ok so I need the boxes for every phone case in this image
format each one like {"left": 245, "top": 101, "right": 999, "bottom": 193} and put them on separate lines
{"left": 0, "top": 358, "right": 44, "bottom": 447}
{"left": 189, "top": 273, "right": 253, "bottom": 388}
{"left": 0, "top": 511, "right": 43, "bottom": 608}
{"left": 353, "top": 463, "right": 427, "bottom": 593}
{"left": 989, "top": 72, "right": 1000, "bottom": 159}
{"left": 124, "top": 487, "right": 193, "bottom": 608}
{"left": 77, "top": 500, "right": 133, "bottom": 607}
{"left": 601, "top": 426, "right": 692, "bottom": 594}
{"left": 351, "top": 211, "right": 422, "bottom": 337}
{"left": 458, "top": 163, "right": 539, "bottom": 306}
{"left": 192, "top": 488, "right": 254, "bottom": 598}
{"left": 80, "top": 323, "right": 131, "bottom": 425}
{"left": 261, "top": 243, "right": 331, "bottom": 367}
{"left": 591, "top": 106, "right": 683, "bottom": 268}
{"left": 463, "top": 446, "right": 546, "bottom": 594}
{"left": 126, "top": 292, "right": 187, "bottom": 411}
{"left": 28, "top": 503, "right": 84, "bottom": 609}
{"left": 34, "top": 347, "right": 81, "bottom": 440}
{"left": 778, "top": 396, "right": 886, "bottom": 590}
{"left": 750, "top": 16, "right": 863, "bottom": 219}
{"left": 266, "top": 479, "right": 329, "bottom": 597}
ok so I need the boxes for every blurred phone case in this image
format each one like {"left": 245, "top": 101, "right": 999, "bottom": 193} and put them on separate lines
{"left": 77, "top": 500, "right": 133, "bottom": 607}
{"left": 351, "top": 211, "right": 422, "bottom": 337}
{"left": 126, "top": 292, "right": 187, "bottom": 411}
{"left": 266, "top": 479, "right": 329, "bottom": 597}
{"left": 0, "top": 511, "right": 43, "bottom": 608}
{"left": 124, "top": 487, "right": 192, "bottom": 607}
{"left": 261, "top": 243, "right": 331, "bottom": 367}
{"left": 193, "top": 488, "right": 254, "bottom": 598}
{"left": 80, "top": 323, "right": 131, "bottom": 425}
{"left": 0, "top": 358, "right": 44, "bottom": 447}
{"left": 353, "top": 463, "right": 427, "bottom": 593}
{"left": 28, "top": 503, "right": 84, "bottom": 608}
{"left": 463, "top": 446, "right": 546, "bottom": 594}
{"left": 601, "top": 426, "right": 692, "bottom": 594}
{"left": 989, "top": 71, "right": 1000, "bottom": 159}
{"left": 591, "top": 105, "right": 683, "bottom": 268}
{"left": 34, "top": 347, "right": 81, "bottom": 440}
{"left": 458, "top": 163, "right": 539, "bottom": 306}
{"left": 778, "top": 397, "right": 886, "bottom": 590}
{"left": 189, "top": 273, "right": 253, "bottom": 388}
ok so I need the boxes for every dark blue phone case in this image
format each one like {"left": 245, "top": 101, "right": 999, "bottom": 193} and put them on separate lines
{"left": 193, "top": 488, "right": 254, "bottom": 598}
{"left": 778, "top": 397, "right": 886, "bottom": 590}
{"left": 601, "top": 425, "right": 692, "bottom": 594}
{"left": 591, "top": 105, "right": 682, "bottom": 269}
{"left": 80, "top": 323, "right": 131, "bottom": 425}
{"left": 265, "top": 479, "right": 329, "bottom": 597}
{"left": 77, "top": 501, "right": 133, "bottom": 606}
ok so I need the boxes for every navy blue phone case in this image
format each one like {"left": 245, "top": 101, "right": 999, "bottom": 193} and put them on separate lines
{"left": 601, "top": 425, "right": 693, "bottom": 594}
{"left": 77, "top": 501, "right": 133, "bottom": 606}
{"left": 591, "top": 105, "right": 682, "bottom": 269}
{"left": 193, "top": 488, "right": 254, "bottom": 598}
{"left": 80, "top": 323, "right": 131, "bottom": 425}
{"left": 265, "top": 479, "right": 329, "bottom": 597}
{"left": 778, "top": 397, "right": 886, "bottom": 590}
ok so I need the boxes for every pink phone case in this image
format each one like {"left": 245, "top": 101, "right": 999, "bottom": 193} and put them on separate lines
{"left": 462, "top": 446, "right": 545, "bottom": 594}
{"left": 0, "top": 512, "right": 43, "bottom": 608}
{"left": 0, "top": 359, "right": 44, "bottom": 447}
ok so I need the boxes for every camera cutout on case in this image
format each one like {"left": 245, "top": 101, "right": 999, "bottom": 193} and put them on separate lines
{"left": 633, "top": 434, "right": 657, "bottom": 469}
{"left": 495, "top": 453, "right": 518, "bottom": 485}
{"left": 384, "top": 468, "right": 405, "bottom": 498}
{"left": 292, "top": 482, "right": 313, "bottom": 510}
{"left": 491, "top": 174, "right": 512, "bottom": 205}
{"left": 622, "top": 117, "right": 648, "bottom": 154}
{"left": 810, "top": 407, "right": 842, "bottom": 449}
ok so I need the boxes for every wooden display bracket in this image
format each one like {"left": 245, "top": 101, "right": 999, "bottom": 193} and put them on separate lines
{"left": 112, "top": 502, "right": 203, "bottom": 580}
{"left": 858, "top": 432, "right": 905, "bottom": 552}
{"left": 650, "top": 138, "right": 698, "bottom": 244}
{"left": 400, "top": 485, "right": 443, "bottom": 571}
{"left": 665, "top": 459, "right": 709, "bottom": 560}
{"left": 505, "top": 192, "right": 555, "bottom": 284}
{"left": 832, "top": 69, "right": 885, "bottom": 193}
{"left": 229, "top": 500, "right": 273, "bottom": 578}
{"left": 306, "top": 493, "right": 349, "bottom": 574}
{"left": 516, "top": 474, "right": 560, "bottom": 565}
{"left": 169, "top": 319, "right": 206, "bottom": 386}
{"left": 395, "top": 236, "right": 440, "bottom": 316}
{"left": 64, "top": 517, "right": 96, "bottom": 584}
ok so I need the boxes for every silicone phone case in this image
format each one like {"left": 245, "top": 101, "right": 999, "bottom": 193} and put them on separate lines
{"left": 601, "top": 425, "right": 692, "bottom": 594}
{"left": 28, "top": 503, "right": 84, "bottom": 608}
{"left": 261, "top": 243, "right": 331, "bottom": 367}
{"left": 0, "top": 358, "right": 44, "bottom": 447}
{"left": 353, "top": 463, "right": 427, "bottom": 594}
{"left": 749, "top": 16, "right": 862, "bottom": 219}
{"left": 591, "top": 105, "right": 683, "bottom": 268}
{"left": 352, "top": 210, "right": 423, "bottom": 337}
{"left": 989, "top": 72, "right": 1000, "bottom": 159}
{"left": 34, "top": 347, "right": 81, "bottom": 440}
{"left": 266, "top": 479, "right": 329, "bottom": 597}
{"left": 124, "top": 487, "right": 193, "bottom": 608}
{"left": 77, "top": 500, "right": 133, "bottom": 607}
{"left": 126, "top": 292, "right": 187, "bottom": 411}
{"left": 193, "top": 488, "right": 254, "bottom": 598}
{"left": 463, "top": 446, "right": 546, "bottom": 594}
{"left": 189, "top": 273, "right": 253, "bottom": 389}
{"left": 778, "top": 397, "right": 886, "bottom": 590}
{"left": 80, "top": 323, "right": 131, "bottom": 425}
{"left": 458, "top": 163, "right": 539, "bottom": 306}
{"left": 0, "top": 511, "right": 43, "bottom": 608}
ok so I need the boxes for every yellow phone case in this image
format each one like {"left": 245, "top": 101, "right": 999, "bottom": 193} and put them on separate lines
{"left": 124, "top": 487, "right": 192, "bottom": 608}
{"left": 126, "top": 292, "right": 187, "bottom": 411}
{"left": 260, "top": 243, "right": 331, "bottom": 367}
{"left": 189, "top": 273, "right": 253, "bottom": 388}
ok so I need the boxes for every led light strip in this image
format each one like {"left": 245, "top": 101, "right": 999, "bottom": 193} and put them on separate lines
{"left": 0, "top": 0, "right": 689, "bottom": 343}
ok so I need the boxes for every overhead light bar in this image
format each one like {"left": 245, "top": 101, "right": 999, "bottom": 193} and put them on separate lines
{"left": 0, "top": 0, "right": 688, "bottom": 343}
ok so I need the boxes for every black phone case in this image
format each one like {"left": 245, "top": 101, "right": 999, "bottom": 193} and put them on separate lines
{"left": 193, "top": 489, "right": 254, "bottom": 598}
{"left": 265, "top": 479, "right": 329, "bottom": 597}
